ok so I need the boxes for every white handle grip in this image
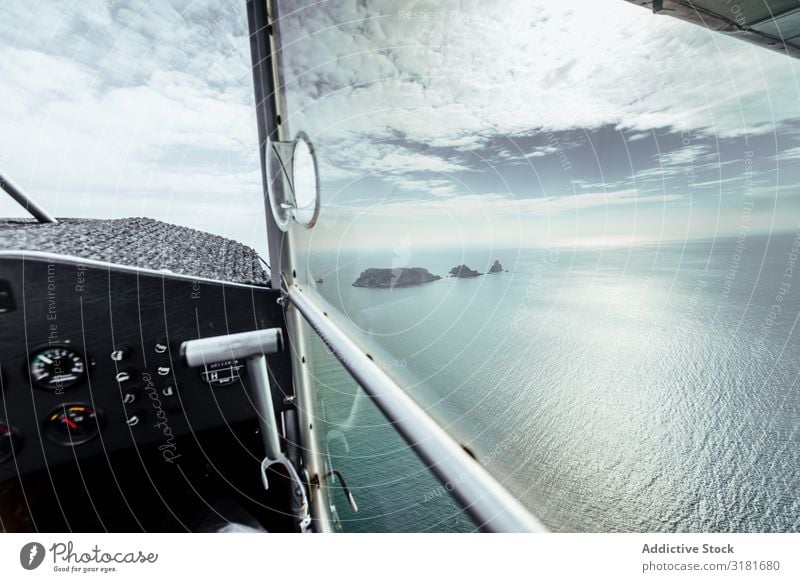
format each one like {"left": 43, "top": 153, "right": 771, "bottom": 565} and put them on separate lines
{"left": 180, "top": 328, "right": 283, "bottom": 367}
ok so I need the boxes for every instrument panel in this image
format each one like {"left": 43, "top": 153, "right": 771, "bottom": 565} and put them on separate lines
{"left": 0, "top": 253, "right": 290, "bottom": 480}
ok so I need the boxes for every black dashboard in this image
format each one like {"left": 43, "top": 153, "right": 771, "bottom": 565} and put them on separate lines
{"left": 0, "top": 253, "right": 289, "bottom": 482}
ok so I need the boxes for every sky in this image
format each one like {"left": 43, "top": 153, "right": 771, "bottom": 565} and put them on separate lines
{"left": 0, "top": 0, "right": 268, "bottom": 254}
{"left": 1, "top": 0, "right": 800, "bottom": 256}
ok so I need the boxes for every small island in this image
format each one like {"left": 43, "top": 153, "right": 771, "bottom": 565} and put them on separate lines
{"left": 488, "top": 260, "right": 503, "bottom": 273}
{"left": 449, "top": 264, "right": 482, "bottom": 278}
{"left": 353, "top": 267, "right": 441, "bottom": 288}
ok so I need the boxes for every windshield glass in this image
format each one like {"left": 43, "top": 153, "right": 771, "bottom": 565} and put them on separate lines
{"left": 278, "top": 0, "right": 800, "bottom": 531}
{"left": 0, "top": 3, "right": 268, "bottom": 258}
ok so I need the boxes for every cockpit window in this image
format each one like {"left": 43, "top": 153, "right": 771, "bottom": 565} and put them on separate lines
{"left": 0, "top": 3, "right": 267, "bottom": 257}
{"left": 278, "top": 0, "right": 800, "bottom": 531}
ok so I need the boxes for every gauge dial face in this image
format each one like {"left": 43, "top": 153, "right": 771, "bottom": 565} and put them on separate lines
{"left": 200, "top": 359, "right": 243, "bottom": 386}
{"left": 46, "top": 405, "right": 100, "bottom": 445}
{"left": 0, "top": 423, "right": 19, "bottom": 463}
{"left": 29, "top": 346, "right": 87, "bottom": 391}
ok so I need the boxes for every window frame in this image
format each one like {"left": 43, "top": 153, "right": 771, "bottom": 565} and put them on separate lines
{"left": 246, "top": 0, "right": 544, "bottom": 533}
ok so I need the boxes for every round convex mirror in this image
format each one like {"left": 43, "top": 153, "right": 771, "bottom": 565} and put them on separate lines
{"left": 291, "top": 133, "right": 320, "bottom": 228}
{"left": 265, "top": 132, "right": 320, "bottom": 231}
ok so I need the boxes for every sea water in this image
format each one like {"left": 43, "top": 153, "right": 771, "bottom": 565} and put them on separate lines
{"left": 306, "top": 233, "right": 800, "bottom": 532}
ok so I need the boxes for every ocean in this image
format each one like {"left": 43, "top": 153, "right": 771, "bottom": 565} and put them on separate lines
{"left": 305, "top": 233, "right": 800, "bottom": 532}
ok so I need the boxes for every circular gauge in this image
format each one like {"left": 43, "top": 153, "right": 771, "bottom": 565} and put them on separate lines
{"left": 0, "top": 422, "right": 20, "bottom": 463}
{"left": 45, "top": 404, "right": 101, "bottom": 445}
{"left": 29, "top": 346, "right": 87, "bottom": 391}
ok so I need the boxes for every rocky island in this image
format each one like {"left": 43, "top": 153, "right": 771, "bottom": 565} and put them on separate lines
{"left": 488, "top": 259, "right": 504, "bottom": 273}
{"left": 449, "top": 264, "right": 482, "bottom": 278}
{"left": 352, "top": 267, "right": 441, "bottom": 288}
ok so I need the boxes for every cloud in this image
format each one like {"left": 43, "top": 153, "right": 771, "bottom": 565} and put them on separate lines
{"left": 0, "top": 1, "right": 265, "bottom": 252}
{"left": 1, "top": 0, "right": 797, "bottom": 253}
{"left": 524, "top": 146, "right": 561, "bottom": 159}
{"left": 283, "top": 0, "right": 800, "bottom": 144}
{"left": 367, "top": 151, "right": 469, "bottom": 174}
{"left": 328, "top": 187, "right": 681, "bottom": 223}
{"left": 652, "top": 145, "right": 713, "bottom": 167}
{"left": 777, "top": 146, "right": 800, "bottom": 161}
{"left": 276, "top": 0, "right": 800, "bottom": 207}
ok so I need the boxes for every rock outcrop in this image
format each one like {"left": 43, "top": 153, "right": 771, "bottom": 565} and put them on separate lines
{"left": 352, "top": 267, "right": 441, "bottom": 288}
{"left": 449, "top": 264, "right": 482, "bottom": 278}
{"left": 488, "top": 260, "right": 503, "bottom": 273}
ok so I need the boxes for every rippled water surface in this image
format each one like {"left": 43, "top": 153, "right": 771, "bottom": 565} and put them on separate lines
{"left": 309, "top": 234, "right": 800, "bottom": 532}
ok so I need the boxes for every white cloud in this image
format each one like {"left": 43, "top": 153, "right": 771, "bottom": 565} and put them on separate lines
{"left": 777, "top": 146, "right": 800, "bottom": 161}
{"left": 1, "top": 0, "right": 797, "bottom": 253}
{"left": 355, "top": 188, "right": 683, "bottom": 219}
{"left": 524, "top": 146, "right": 560, "bottom": 159}
{"left": 266, "top": 0, "right": 800, "bottom": 212}
{"left": 652, "top": 145, "right": 713, "bottom": 167}
{"left": 0, "top": 2, "right": 265, "bottom": 250}
{"left": 282, "top": 0, "right": 800, "bottom": 152}
{"left": 375, "top": 151, "right": 467, "bottom": 174}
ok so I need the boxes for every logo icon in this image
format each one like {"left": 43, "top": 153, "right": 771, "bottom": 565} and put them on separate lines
{"left": 20, "top": 542, "right": 46, "bottom": 570}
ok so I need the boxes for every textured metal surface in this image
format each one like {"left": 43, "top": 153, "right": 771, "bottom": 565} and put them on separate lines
{"left": 0, "top": 217, "right": 269, "bottom": 286}
{"left": 625, "top": 0, "right": 800, "bottom": 58}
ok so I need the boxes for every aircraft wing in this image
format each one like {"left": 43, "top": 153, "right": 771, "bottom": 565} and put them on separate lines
{"left": 624, "top": 0, "right": 800, "bottom": 58}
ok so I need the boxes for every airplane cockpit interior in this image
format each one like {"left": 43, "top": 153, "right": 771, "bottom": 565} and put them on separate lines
{"left": 1, "top": 0, "right": 799, "bottom": 535}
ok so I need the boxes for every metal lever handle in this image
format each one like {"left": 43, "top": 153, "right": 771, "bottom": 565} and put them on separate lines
{"left": 180, "top": 327, "right": 312, "bottom": 532}
{"left": 180, "top": 328, "right": 284, "bottom": 459}
{"left": 325, "top": 469, "right": 358, "bottom": 513}
{"left": 180, "top": 328, "right": 282, "bottom": 367}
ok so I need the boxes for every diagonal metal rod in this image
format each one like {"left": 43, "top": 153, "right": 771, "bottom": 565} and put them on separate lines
{"left": 287, "top": 285, "right": 546, "bottom": 533}
{"left": 0, "top": 170, "right": 58, "bottom": 224}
